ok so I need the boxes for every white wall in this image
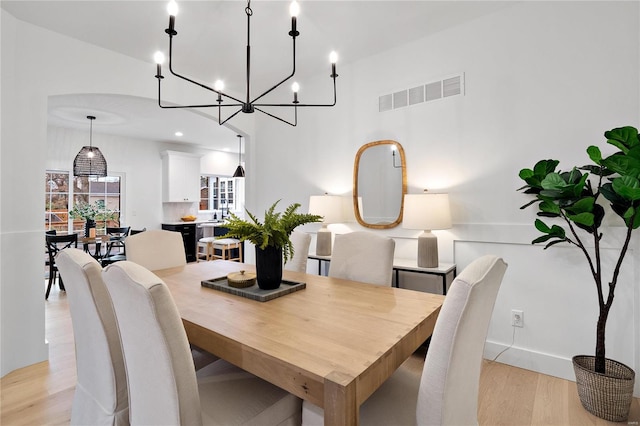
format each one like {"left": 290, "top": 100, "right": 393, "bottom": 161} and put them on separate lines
{"left": 248, "top": 1, "right": 640, "bottom": 395}
{"left": 0, "top": 9, "right": 243, "bottom": 375}
{"left": 47, "top": 125, "right": 165, "bottom": 230}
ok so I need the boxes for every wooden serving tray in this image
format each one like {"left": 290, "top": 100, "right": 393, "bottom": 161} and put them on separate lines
{"left": 201, "top": 276, "right": 306, "bottom": 302}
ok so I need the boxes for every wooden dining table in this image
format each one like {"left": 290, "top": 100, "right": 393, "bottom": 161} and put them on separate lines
{"left": 155, "top": 260, "right": 445, "bottom": 426}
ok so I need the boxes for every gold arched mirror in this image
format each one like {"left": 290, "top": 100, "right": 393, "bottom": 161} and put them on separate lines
{"left": 353, "top": 140, "right": 407, "bottom": 229}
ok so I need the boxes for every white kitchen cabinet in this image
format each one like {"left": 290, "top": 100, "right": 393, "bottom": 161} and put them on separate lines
{"left": 162, "top": 151, "right": 201, "bottom": 202}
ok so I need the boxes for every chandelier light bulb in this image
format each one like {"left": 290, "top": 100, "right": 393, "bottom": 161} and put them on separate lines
{"left": 87, "top": 150, "right": 95, "bottom": 158}
{"left": 329, "top": 51, "right": 338, "bottom": 64}
{"left": 154, "top": 51, "right": 165, "bottom": 64}
{"left": 289, "top": 1, "right": 300, "bottom": 17}
{"left": 214, "top": 80, "right": 224, "bottom": 92}
{"left": 167, "top": 0, "right": 178, "bottom": 16}
{"left": 291, "top": 82, "right": 300, "bottom": 93}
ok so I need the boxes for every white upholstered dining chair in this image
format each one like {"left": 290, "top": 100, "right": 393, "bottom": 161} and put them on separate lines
{"left": 329, "top": 231, "right": 395, "bottom": 286}
{"left": 284, "top": 231, "right": 312, "bottom": 273}
{"left": 102, "top": 261, "right": 302, "bottom": 425}
{"left": 124, "top": 229, "right": 186, "bottom": 271}
{"left": 55, "top": 249, "right": 128, "bottom": 426}
{"left": 302, "top": 255, "right": 508, "bottom": 426}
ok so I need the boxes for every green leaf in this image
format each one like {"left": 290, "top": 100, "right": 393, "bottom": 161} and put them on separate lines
{"left": 587, "top": 145, "right": 602, "bottom": 164}
{"left": 532, "top": 234, "right": 555, "bottom": 244}
{"left": 541, "top": 173, "right": 565, "bottom": 190}
{"left": 604, "top": 126, "right": 640, "bottom": 153}
{"left": 612, "top": 176, "right": 640, "bottom": 201}
{"left": 549, "top": 224, "right": 566, "bottom": 238}
{"left": 565, "top": 196, "right": 595, "bottom": 214}
{"left": 519, "top": 169, "right": 534, "bottom": 180}
{"left": 567, "top": 212, "right": 594, "bottom": 227}
{"left": 544, "top": 239, "right": 566, "bottom": 249}
{"left": 534, "top": 219, "right": 551, "bottom": 233}
{"left": 539, "top": 200, "right": 561, "bottom": 215}
{"left": 533, "top": 159, "right": 559, "bottom": 177}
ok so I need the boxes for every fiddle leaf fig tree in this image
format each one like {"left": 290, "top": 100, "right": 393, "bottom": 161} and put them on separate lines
{"left": 518, "top": 126, "right": 640, "bottom": 374}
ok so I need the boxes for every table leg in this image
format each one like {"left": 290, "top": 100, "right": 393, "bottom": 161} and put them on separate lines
{"left": 442, "top": 274, "right": 447, "bottom": 295}
{"left": 324, "top": 371, "right": 358, "bottom": 426}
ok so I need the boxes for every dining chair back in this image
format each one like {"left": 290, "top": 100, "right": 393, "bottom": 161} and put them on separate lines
{"left": 284, "top": 231, "right": 312, "bottom": 273}
{"left": 55, "top": 249, "right": 128, "bottom": 426}
{"left": 302, "top": 255, "right": 508, "bottom": 426}
{"left": 103, "top": 261, "right": 302, "bottom": 425}
{"left": 125, "top": 229, "right": 186, "bottom": 271}
{"left": 45, "top": 233, "right": 78, "bottom": 299}
{"left": 102, "top": 226, "right": 131, "bottom": 266}
{"left": 329, "top": 231, "right": 395, "bottom": 286}
{"left": 417, "top": 255, "right": 507, "bottom": 425}
{"left": 130, "top": 227, "right": 146, "bottom": 235}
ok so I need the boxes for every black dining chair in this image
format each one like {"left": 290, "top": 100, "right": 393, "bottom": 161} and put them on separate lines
{"left": 130, "top": 228, "right": 146, "bottom": 235}
{"left": 102, "top": 226, "right": 131, "bottom": 266}
{"left": 45, "top": 233, "right": 78, "bottom": 299}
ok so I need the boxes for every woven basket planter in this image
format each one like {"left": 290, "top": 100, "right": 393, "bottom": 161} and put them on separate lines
{"left": 572, "top": 355, "right": 635, "bottom": 422}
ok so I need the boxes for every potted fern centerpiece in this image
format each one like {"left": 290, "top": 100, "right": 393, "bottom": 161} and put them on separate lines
{"left": 221, "top": 200, "right": 322, "bottom": 290}
{"left": 517, "top": 126, "right": 639, "bottom": 421}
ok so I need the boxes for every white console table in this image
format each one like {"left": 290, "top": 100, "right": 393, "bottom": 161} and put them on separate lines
{"left": 308, "top": 253, "right": 456, "bottom": 295}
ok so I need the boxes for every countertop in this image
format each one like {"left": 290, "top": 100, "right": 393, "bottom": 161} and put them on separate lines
{"left": 161, "top": 220, "right": 230, "bottom": 226}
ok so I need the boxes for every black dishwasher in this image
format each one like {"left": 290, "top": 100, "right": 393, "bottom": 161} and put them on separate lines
{"left": 161, "top": 223, "right": 197, "bottom": 262}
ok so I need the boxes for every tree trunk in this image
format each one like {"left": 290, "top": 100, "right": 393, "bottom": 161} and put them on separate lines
{"left": 595, "top": 309, "right": 609, "bottom": 373}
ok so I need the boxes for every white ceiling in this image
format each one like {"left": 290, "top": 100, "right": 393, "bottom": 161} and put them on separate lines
{"left": 2, "top": 0, "right": 514, "bottom": 152}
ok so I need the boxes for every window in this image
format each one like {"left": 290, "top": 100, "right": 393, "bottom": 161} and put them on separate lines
{"left": 73, "top": 175, "right": 122, "bottom": 235}
{"left": 199, "top": 175, "right": 242, "bottom": 213}
{"left": 45, "top": 171, "right": 123, "bottom": 234}
{"left": 45, "top": 171, "right": 70, "bottom": 232}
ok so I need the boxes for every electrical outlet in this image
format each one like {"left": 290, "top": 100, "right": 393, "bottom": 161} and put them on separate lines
{"left": 511, "top": 309, "right": 524, "bottom": 328}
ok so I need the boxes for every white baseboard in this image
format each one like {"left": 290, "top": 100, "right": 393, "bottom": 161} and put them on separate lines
{"left": 484, "top": 340, "right": 640, "bottom": 397}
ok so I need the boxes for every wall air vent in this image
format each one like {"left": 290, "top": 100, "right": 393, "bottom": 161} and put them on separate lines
{"left": 393, "top": 90, "right": 408, "bottom": 109}
{"left": 409, "top": 86, "right": 425, "bottom": 105}
{"left": 443, "top": 75, "right": 462, "bottom": 97}
{"left": 378, "top": 73, "right": 464, "bottom": 113}
{"left": 425, "top": 82, "right": 442, "bottom": 101}
{"left": 379, "top": 94, "right": 393, "bottom": 112}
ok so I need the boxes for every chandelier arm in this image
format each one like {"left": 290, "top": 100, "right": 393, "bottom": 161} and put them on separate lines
{"left": 255, "top": 76, "right": 337, "bottom": 108}
{"left": 166, "top": 35, "right": 246, "bottom": 105}
{"left": 219, "top": 108, "right": 245, "bottom": 126}
{"left": 158, "top": 76, "right": 244, "bottom": 108}
{"left": 254, "top": 107, "right": 297, "bottom": 127}
{"left": 250, "top": 38, "right": 297, "bottom": 105}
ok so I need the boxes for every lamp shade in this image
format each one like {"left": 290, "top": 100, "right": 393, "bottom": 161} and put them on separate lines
{"left": 403, "top": 193, "right": 452, "bottom": 231}
{"left": 73, "top": 146, "right": 107, "bottom": 177}
{"left": 308, "top": 194, "right": 344, "bottom": 224}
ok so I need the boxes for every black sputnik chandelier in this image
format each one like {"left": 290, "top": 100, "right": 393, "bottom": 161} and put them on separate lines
{"left": 154, "top": 0, "right": 339, "bottom": 127}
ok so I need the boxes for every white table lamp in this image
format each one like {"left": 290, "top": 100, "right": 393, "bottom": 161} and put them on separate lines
{"left": 309, "top": 194, "right": 343, "bottom": 256}
{"left": 403, "top": 191, "right": 452, "bottom": 268}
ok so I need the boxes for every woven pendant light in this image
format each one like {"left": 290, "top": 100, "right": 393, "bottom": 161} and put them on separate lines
{"left": 73, "top": 115, "right": 107, "bottom": 177}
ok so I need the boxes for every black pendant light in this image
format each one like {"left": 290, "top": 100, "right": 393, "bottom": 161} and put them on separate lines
{"left": 73, "top": 115, "right": 107, "bottom": 177}
{"left": 232, "top": 134, "right": 245, "bottom": 178}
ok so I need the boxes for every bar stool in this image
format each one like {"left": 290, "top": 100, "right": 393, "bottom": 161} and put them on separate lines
{"left": 212, "top": 238, "right": 242, "bottom": 262}
{"left": 197, "top": 237, "right": 216, "bottom": 262}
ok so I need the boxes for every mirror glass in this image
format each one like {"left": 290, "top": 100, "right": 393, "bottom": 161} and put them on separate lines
{"left": 353, "top": 140, "right": 407, "bottom": 229}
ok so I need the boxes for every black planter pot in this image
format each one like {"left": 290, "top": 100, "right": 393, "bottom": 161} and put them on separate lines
{"left": 84, "top": 219, "right": 96, "bottom": 237}
{"left": 255, "top": 246, "right": 283, "bottom": 290}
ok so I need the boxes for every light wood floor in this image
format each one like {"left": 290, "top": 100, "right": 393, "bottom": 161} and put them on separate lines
{"left": 1, "top": 288, "right": 638, "bottom": 425}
